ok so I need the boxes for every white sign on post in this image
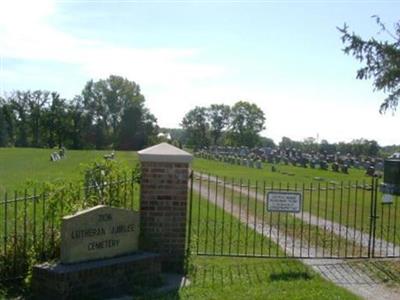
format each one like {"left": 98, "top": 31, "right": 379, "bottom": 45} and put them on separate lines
{"left": 267, "top": 191, "right": 302, "bottom": 213}
{"left": 382, "top": 194, "right": 394, "bottom": 204}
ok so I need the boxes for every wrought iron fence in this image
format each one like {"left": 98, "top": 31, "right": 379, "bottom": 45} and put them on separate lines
{"left": 0, "top": 175, "right": 140, "bottom": 282}
{"left": 188, "top": 172, "right": 400, "bottom": 259}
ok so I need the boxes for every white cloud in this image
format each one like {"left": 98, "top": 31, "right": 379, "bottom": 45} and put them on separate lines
{"left": 0, "top": 0, "right": 226, "bottom": 91}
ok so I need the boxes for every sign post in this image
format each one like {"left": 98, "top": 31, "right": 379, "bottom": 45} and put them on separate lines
{"left": 267, "top": 191, "right": 302, "bottom": 213}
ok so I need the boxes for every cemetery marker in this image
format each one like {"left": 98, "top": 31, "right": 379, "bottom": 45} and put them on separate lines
{"left": 61, "top": 205, "right": 140, "bottom": 264}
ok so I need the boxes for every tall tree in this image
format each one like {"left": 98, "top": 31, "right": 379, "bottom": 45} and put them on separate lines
{"left": 338, "top": 17, "right": 400, "bottom": 112}
{"left": 319, "top": 139, "right": 336, "bottom": 154}
{"left": 0, "top": 98, "right": 8, "bottom": 146}
{"left": 228, "top": 101, "right": 265, "bottom": 147}
{"left": 28, "top": 90, "right": 50, "bottom": 147}
{"left": 68, "top": 96, "right": 89, "bottom": 149}
{"left": 82, "top": 75, "right": 155, "bottom": 149}
{"left": 44, "top": 92, "right": 69, "bottom": 148}
{"left": 118, "top": 103, "right": 157, "bottom": 150}
{"left": 10, "top": 91, "right": 30, "bottom": 147}
{"left": 207, "top": 104, "right": 230, "bottom": 145}
{"left": 181, "top": 106, "right": 210, "bottom": 149}
{"left": 259, "top": 136, "right": 276, "bottom": 148}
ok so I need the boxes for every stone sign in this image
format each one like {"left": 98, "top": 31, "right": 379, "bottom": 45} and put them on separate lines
{"left": 267, "top": 191, "right": 302, "bottom": 213}
{"left": 61, "top": 205, "right": 139, "bottom": 264}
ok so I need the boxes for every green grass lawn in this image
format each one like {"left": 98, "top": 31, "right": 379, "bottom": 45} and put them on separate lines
{"left": 0, "top": 148, "right": 138, "bottom": 193}
{"left": 159, "top": 257, "right": 360, "bottom": 300}
{"left": 193, "top": 157, "right": 369, "bottom": 184}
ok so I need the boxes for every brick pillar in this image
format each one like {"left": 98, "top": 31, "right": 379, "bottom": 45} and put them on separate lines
{"left": 138, "top": 143, "right": 192, "bottom": 273}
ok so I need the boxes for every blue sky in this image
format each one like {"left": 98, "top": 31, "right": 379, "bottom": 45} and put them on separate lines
{"left": 1, "top": 0, "right": 400, "bottom": 146}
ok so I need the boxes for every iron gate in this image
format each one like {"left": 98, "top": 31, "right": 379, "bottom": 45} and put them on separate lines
{"left": 187, "top": 172, "right": 400, "bottom": 259}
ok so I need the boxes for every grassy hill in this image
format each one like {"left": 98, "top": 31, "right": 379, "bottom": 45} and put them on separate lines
{"left": 0, "top": 148, "right": 138, "bottom": 194}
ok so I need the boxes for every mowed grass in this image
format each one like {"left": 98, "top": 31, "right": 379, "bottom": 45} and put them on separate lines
{"left": 146, "top": 192, "right": 359, "bottom": 300}
{"left": 0, "top": 148, "right": 138, "bottom": 193}
{"left": 193, "top": 157, "right": 369, "bottom": 184}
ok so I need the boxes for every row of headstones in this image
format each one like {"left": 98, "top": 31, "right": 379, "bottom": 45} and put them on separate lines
{"left": 202, "top": 146, "right": 384, "bottom": 172}
{"left": 197, "top": 150, "right": 354, "bottom": 174}
{"left": 196, "top": 152, "right": 263, "bottom": 169}
{"left": 197, "top": 150, "right": 382, "bottom": 176}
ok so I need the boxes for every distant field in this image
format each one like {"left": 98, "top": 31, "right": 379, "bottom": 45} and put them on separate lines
{"left": 0, "top": 148, "right": 138, "bottom": 194}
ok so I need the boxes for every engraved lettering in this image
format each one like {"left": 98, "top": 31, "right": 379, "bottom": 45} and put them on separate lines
{"left": 71, "top": 227, "right": 106, "bottom": 239}
{"left": 110, "top": 223, "right": 136, "bottom": 234}
{"left": 87, "top": 239, "right": 120, "bottom": 251}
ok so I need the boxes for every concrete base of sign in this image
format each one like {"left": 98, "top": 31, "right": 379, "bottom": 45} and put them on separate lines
{"left": 31, "top": 252, "right": 162, "bottom": 300}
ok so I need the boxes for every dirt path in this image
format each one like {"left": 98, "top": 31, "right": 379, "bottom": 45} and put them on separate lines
{"left": 194, "top": 172, "right": 400, "bottom": 257}
{"left": 192, "top": 179, "right": 400, "bottom": 299}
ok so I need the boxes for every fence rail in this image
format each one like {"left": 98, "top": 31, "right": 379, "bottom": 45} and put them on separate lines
{"left": 0, "top": 175, "right": 140, "bottom": 282}
{"left": 188, "top": 173, "right": 400, "bottom": 259}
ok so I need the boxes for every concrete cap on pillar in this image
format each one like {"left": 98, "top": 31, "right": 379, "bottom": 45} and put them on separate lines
{"left": 138, "top": 142, "right": 193, "bottom": 163}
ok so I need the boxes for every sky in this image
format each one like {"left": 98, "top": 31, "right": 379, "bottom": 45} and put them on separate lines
{"left": 1, "top": 0, "right": 400, "bottom": 146}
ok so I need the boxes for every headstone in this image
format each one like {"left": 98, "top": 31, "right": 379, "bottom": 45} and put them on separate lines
{"left": 366, "top": 165, "right": 375, "bottom": 177}
{"left": 320, "top": 160, "right": 328, "bottom": 170}
{"left": 245, "top": 159, "right": 250, "bottom": 167}
{"left": 61, "top": 205, "right": 140, "bottom": 264}
{"left": 256, "top": 160, "right": 262, "bottom": 169}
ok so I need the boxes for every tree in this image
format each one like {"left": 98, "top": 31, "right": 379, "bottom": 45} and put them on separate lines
{"left": 338, "top": 17, "right": 400, "bottom": 112}
{"left": 319, "top": 139, "right": 336, "bottom": 154}
{"left": 28, "top": 90, "right": 50, "bottom": 147}
{"left": 303, "top": 137, "right": 319, "bottom": 153}
{"left": 0, "top": 98, "right": 7, "bottom": 146}
{"left": 43, "top": 92, "right": 69, "bottom": 148}
{"left": 207, "top": 104, "right": 230, "bottom": 145}
{"left": 0, "top": 75, "right": 158, "bottom": 150}
{"left": 349, "top": 138, "right": 380, "bottom": 157}
{"left": 229, "top": 101, "right": 265, "bottom": 147}
{"left": 118, "top": 104, "right": 158, "bottom": 150}
{"left": 10, "top": 91, "right": 30, "bottom": 147}
{"left": 259, "top": 136, "right": 276, "bottom": 148}
{"left": 181, "top": 106, "right": 210, "bottom": 149}
{"left": 82, "top": 75, "right": 157, "bottom": 150}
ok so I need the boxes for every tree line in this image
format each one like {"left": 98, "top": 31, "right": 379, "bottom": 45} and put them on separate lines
{"left": 277, "top": 137, "right": 383, "bottom": 157}
{"left": 0, "top": 75, "right": 158, "bottom": 150}
{"left": 180, "top": 101, "right": 266, "bottom": 149}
